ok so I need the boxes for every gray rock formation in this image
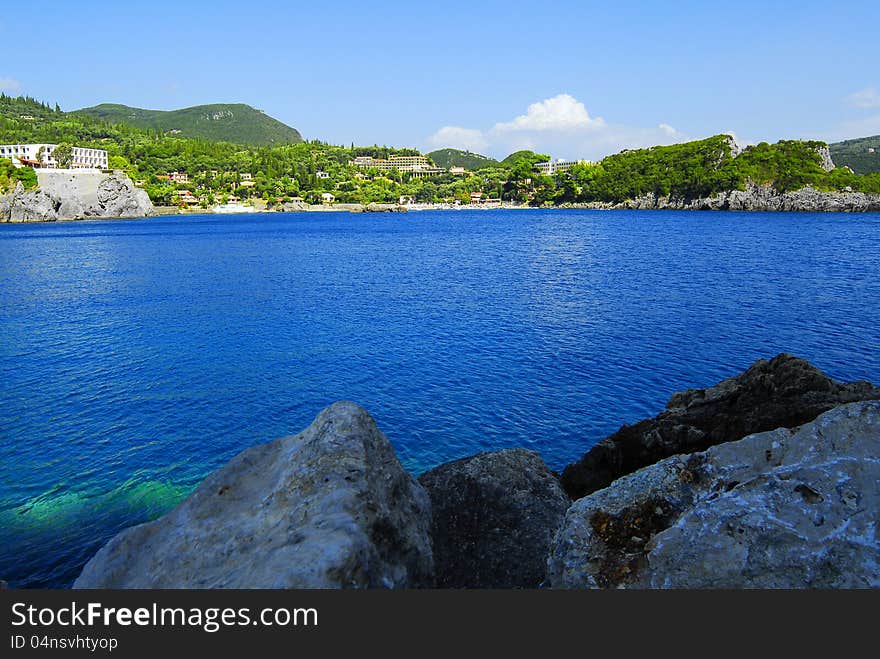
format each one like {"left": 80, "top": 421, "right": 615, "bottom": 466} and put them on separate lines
{"left": 547, "top": 401, "right": 880, "bottom": 588}
{"left": 364, "top": 202, "right": 407, "bottom": 212}
{"left": 74, "top": 401, "right": 434, "bottom": 589}
{"left": 0, "top": 182, "right": 58, "bottom": 221}
{"left": 615, "top": 182, "right": 880, "bottom": 212}
{"left": 0, "top": 170, "right": 153, "bottom": 222}
{"left": 816, "top": 145, "right": 836, "bottom": 172}
{"left": 419, "top": 449, "right": 570, "bottom": 588}
{"left": 722, "top": 133, "right": 742, "bottom": 157}
{"left": 96, "top": 174, "right": 154, "bottom": 218}
{"left": 561, "top": 354, "right": 879, "bottom": 500}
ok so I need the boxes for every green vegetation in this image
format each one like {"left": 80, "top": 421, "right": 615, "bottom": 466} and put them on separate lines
{"left": 560, "top": 136, "right": 880, "bottom": 203}
{"left": 829, "top": 135, "right": 880, "bottom": 174}
{"left": 426, "top": 148, "right": 499, "bottom": 170}
{"left": 0, "top": 157, "right": 37, "bottom": 192}
{"left": 74, "top": 103, "right": 303, "bottom": 146}
{"left": 500, "top": 150, "right": 549, "bottom": 166}
{"left": 52, "top": 142, "right": 73, "bottom": 168}
{"left": 3, "top": 95, "right": 879, "bottom": 208}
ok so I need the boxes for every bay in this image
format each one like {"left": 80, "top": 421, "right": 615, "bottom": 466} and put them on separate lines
{"left": 1, "top": 209, "right": 878, "bottom": 587}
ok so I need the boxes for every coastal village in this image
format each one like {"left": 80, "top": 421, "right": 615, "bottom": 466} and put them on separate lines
{"left": 2, "top": 94, "right": 879, "bottom": 219}
{"left": 0, "top": 140, "right": 589, "bottom": 212}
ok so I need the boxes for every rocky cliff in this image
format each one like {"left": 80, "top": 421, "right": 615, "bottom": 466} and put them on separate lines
{"left": 571, "top": 182, "right": 880, "bottom": 212}
{"left": 0, "top": 170, "right": 153, "bottom": 222}
{"left": 71, "top": 355, "right": 880, "bottom": 589}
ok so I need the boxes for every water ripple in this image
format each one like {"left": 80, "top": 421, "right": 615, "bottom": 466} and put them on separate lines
{"left": 1, "top": 209, "right": 879, "bottom": 587}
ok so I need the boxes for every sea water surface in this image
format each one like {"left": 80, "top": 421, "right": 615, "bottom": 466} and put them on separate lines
{"left": 1, "top": 209, "right": 879, "bottom": 587}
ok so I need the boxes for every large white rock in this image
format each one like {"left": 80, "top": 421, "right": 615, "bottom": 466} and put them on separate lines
{"left": 1, "top": 170, "right": 153, "bottom": 222}
{"left": 74, "top": 402, "right": 434, "bottom": 588}
{"left": 547, "top": 401, "right": 880, "bottom": 588}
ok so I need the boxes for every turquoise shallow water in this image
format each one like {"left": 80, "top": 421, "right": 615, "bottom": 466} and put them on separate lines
{"left": 1, "top": 209, "right": 879, "bottom": 587}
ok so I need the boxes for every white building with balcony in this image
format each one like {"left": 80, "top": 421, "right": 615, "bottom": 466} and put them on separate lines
{"left": 534, "top": 158, "right": 588, "bottom": 175}
{"left": 351, "top": 154, "right": 445, "bottom": 177}
{"left": 0, "top": 144, "right": 109, "bottom": 170}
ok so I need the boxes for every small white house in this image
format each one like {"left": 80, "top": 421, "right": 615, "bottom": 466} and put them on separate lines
{"left": 320, "top": 192, "right": 335, "bottom": 204}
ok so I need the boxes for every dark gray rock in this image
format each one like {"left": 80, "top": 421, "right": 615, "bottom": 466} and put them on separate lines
{"left": 561, "top": 354, "right": 879, "bottom": 500}
{"left": 74, "top": 401, "right": 433, "bottom": 589}
{"left": 547, "top": 401, "right": 880, "bottom": 588}
{"left": 419, "top": 448, "right": 570, "bottom": 588}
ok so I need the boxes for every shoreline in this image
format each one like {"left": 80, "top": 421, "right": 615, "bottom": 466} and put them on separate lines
{"left": 65, "top": 355, "right": 880, "bottom": 590}
{"left": 4, "top": 199, "right": 880, "bottom": 224}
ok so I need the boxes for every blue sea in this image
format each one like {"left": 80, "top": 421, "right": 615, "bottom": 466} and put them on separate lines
{"left": 1, "top": 209, "right": 879, "bottom": 588}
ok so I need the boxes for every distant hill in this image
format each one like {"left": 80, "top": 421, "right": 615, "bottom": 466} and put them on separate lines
{"left": 501, "top": 150, "right": 550, "bottom": 166}
{"left": 74, "top": 103, "right": 302, "bottom": 146}
{"left": 829, "top": 135, "right": 880, "bottom": 174}
{"left": 426, "top": 148, "right": 499, "bottom": 170}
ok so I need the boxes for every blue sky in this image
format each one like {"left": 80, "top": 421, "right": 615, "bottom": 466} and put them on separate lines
{"left": 2, "top": 0, "right": 879, "bottom": 159}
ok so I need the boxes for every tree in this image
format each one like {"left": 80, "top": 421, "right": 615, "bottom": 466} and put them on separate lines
{"left": 52, "top": 143, "right": 73, "bottom": 168}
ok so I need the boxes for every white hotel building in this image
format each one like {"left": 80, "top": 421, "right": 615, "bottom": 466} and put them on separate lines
{"left": 351, "top": 155, "right": 446, "bottom": 177}
{"left": 0, "top": 144, "right": 109, "bottom": 170}
{"left": 535, "top": 158, "right": 589, "bottom": 175}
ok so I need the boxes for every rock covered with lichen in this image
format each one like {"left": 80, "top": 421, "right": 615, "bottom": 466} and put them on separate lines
{"left": 546, "top": 401, "right": 880, "bottom": 588}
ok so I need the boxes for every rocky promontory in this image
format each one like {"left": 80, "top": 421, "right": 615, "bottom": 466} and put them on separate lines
{"left": 568, "top": 183, "right": 880, "bottom": 212}
{"left": 72, "top": 355, "right": 880, "bottom": 589}
{"left": 0, "top": 170, "right": 153, "bottom": 222}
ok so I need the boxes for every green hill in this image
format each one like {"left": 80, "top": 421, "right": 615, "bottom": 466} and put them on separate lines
{"left": 74, "top": 103, "right": 302, "bottom": 146}
{"left": 829, "top": 135, "right": 880, "bottom": 174}
{"left": 426, "top": 148, "right": 499, "bottom": 170}
{"left": 501, "top": 150, "right": 550, "bottom": 166}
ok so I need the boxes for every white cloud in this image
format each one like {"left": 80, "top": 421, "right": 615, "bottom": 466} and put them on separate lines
{"left": 846, "top": 87, "right": 880, "bottom": 110}
{"left": 0, "top": 77, "right": 21, "bottom": 93}
{"left": 492, "top": 94, "right": 605, "bottom": 132}
{"left": 425, "top": 93, "right": 693, "bottom": 161}
{"left": 427, "top": 125, "right": 489, "bottom": 152}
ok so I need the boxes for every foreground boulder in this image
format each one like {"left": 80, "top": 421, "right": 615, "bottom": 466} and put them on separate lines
{"left": 419, "top": 449, "right": 570, "bottom": 588}
{"left": 74, "top": 402, "right": 433, "bottom": 588}
{"left": 547, "top": 401, "right": 880, "bottom": 588}
{"left": 561, "top": 354, "right": 879, "bottom": 499}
